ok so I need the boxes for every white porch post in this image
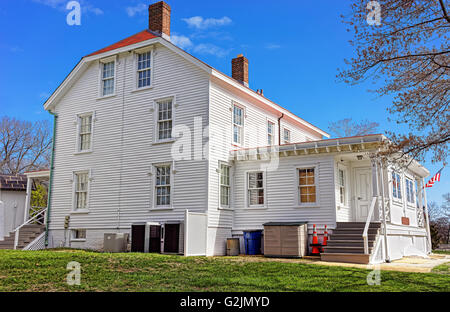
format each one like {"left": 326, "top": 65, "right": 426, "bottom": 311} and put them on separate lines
{"left": 371, "top": 159, "right": 380, "bottom": 221}
{"left": 23, "top": 176, "right": 32, "bottom": 223}
{"left": 422, "top": 178, "right": 432, "bottom": 253}
{"left": 378, "top": 160, "right": 390, "bottom": 262}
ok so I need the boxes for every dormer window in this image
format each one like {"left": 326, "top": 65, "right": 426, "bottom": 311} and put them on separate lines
{"left": 101, "top": 61, "right": 115, "bottom": 96}
{"left": 137, "top": 51, "right": 152, "bottom": 88}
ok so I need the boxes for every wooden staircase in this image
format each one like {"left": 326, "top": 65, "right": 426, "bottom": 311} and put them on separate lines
{"left": 0, "top": 225, "right": 45, "bottom": 250}
{"left": 320, "top": 222, "right": 381, "bottom": 264}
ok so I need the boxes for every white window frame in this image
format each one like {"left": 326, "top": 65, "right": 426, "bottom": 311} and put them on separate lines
{"left": 337, "top": 166, "right": 348, "bottom": 207}
{"left": 232, "top": 103, "right": 245, "bottom": 146}
{"left": 98, "top": 56, "right": 117, "bottom": 98}
{"left": 405, "top": 176, "right": 416, "bottom": 206}
{"left": 71, "top": 170, "right": 92, "bottom": 213}
{"left": 219, "top": 162, "right": 232, "bottom": 209}
{"left": 267, "top": 120, "right": 275, "bottom": 146}
{"left": 391, "top": 171, "right": 403, "bottom": 202}
{"left": 151, "top": 162, "right": 174, "bottom": 210}
{"left": 75, "top": 111, "right": 95, "bottom": 154}
{"left": 296, "top": 166, "right": 319, "bottom": 207}
{"left": 71, "top": 229, "right": 87, "bottom": 242}
{"left": 152, "top": 96, "right": 176, "bottom": 144}
{"left": 245, "top": 170, "right": 267, "bottom": 209}
{"left": 133, "top": 47, "right": 154, "bottom": 90}
{"left": 283, "top": 128, "right": 291, "bottom": 144}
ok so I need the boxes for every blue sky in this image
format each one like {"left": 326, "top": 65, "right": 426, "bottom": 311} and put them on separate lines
{"left": 0, "top": 0, "right": 447, "bottom": 205}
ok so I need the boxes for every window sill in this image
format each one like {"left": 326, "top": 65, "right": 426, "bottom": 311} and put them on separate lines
{"left": 131, "top": 85, "right": 153, "bottom": 93}
{"left": 245, "top": 206, "right": 268, "bottom": 210}
{"left": 74, "top": 150, "right": 93, "bottom": 156}
{"left": 150, "top": 207, "right": 173, "bottom": 211}
{"left": 70, "top": 209, "right": 90, "bottom": 214}
{"left": 407, "top": 203, "right": 416, "bottom": 209}
{"left": 70, "top": 239, "right": 86, "bottom": 242}
{"left": 296, "top": 204, "right": 319, "bottom": 208}
{"left": 152, "top": 139, "right": 176, "bottom": 145}
{"left": 96, "top": 94, "right": 116, "bottom": 100}
{"left": 218, "top": 207, "right": 234, "bottom": 211}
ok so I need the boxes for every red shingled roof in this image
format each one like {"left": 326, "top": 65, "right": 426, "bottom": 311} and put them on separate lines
{"left": 86, "top": 29, "right": 157, "bottom": 57}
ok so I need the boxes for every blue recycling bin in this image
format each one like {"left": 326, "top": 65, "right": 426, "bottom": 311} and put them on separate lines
{"left": 243, "top": 230, "right": 262, "bottom": 255}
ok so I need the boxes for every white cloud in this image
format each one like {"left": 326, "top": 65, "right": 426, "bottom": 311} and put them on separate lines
{"left": 39, "top": 92, "right": 51, "bottom": 100}
{"left": 192, "top": 43, "right": 230, "bottom": 58}
{"left": 126, "top": 3, "right": 147, "bottom": 17}
{"left": 182, "top": 16, "right": 232, "bottom": 30}
{"left": 171, "top": 35, "right": 193, "bottom": 50}
{"left": 265, "top": 43, "right": 281, "bottom": 50}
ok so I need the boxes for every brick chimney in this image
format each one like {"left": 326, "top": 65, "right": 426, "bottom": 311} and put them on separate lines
{"left": 148, "top": 1, "right": 171, "bottom": 40}
{"left": 232, "top": 54, "right": 249, "bottom": 87}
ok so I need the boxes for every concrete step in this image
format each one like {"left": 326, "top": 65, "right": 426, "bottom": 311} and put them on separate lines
{"left": 323, "top": 246, "right": 372, "bottom": 254}
{"left": 332, "top": 228, "right": 379, "bottom": 235}
{"left": 326, "top": 240, "right": 374, "bottom": 247}
{"left": 321, "top": 253, "right": 370, "bottom": 264}
{"left": 336, "top": 222, "right": 381, "bottom": 229}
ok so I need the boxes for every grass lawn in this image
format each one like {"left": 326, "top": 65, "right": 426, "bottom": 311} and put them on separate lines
{"left": 433, "top": 250, "right": 450, "bottom": 255}
{"left": 0, "top": 249, "right": 448, "bottom": 292}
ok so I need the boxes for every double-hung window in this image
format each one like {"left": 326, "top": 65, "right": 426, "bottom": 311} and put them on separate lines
{"left": 283, "top": 128, "right": 291, "bottom": 144}
{"left": 78, "top": 114, "right": 92, "bottom": 152}
{"left": 137, "top": 51, "right": 152, "bottom": 88}
{"left": 155, "top": 165, "right": 171, "bottom": 207}
{"left": 392, "top": 171, "right": 402, "bottom": 200}
{"left": 406, "top": 178, "right": 415, "bottom": 204}
{"left": 298, "top": 168, "right": 316, "bottom": 204}
{"left": 267, "top": 121, "right": 275, "bottom": 145}
{"left": 72, "top": 229, "right": 86, "bottom": 240}
{"left": 338, "top": 168, "right": 346, "bottom": 205}
{"left": 156, "top": 98, "right": 173, "bottom": 141}
{"left": 247, "top": 172, "right": 264, "bottom": 207}
{"left": 74, "top": 172, "right": 89, "bottom": 210}
{"left": 101, "top": 61, "right": 115, "bottom": 96}
{"left": 220, "top": 164, "right": 231, "bottom": 207}
{"left": 233, "top": 105, "right": 244, "bottom": 145}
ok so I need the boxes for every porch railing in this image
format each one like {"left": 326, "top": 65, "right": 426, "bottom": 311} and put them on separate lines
{"left": 363, "top": 196, "right": 378, "bottom": 254}
{"left": 13, "top": 207, "right": 47, "bottom": 250}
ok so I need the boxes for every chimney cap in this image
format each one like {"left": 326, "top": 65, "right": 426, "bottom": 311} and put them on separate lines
{"left": 236, "top": 53, "right": 244, "bottom": 57}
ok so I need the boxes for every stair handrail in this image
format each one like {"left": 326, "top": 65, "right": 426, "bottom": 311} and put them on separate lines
{"left": 13, "top": 208, "right": 47, "bottom": 250}
{"left": 363, "top": 197, "right": 377, "bottom": 254}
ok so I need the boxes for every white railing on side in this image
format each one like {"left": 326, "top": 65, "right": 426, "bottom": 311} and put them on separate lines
{"left": 363, "top": 197, "right": 378, "bottom": 255}
{"left": 13, "top": 208, "right": 47, "bottom": 250}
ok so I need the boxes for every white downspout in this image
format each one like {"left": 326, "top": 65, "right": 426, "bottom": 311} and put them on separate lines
{"left": 422, "top": 178, "right": 432, "bottom": 253}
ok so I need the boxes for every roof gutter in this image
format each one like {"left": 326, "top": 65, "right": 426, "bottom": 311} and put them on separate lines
{"left": 44, "top": 111, "right": 57, "bottom": 246}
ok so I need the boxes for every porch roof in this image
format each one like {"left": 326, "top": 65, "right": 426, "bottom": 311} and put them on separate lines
{"left": 231, "top": 134, "right": 384, "bottom": 160}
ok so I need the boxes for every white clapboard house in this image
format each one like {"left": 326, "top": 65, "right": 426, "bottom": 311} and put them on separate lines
{"left": 30, "top": 2, "right": 432, "bottom": 264}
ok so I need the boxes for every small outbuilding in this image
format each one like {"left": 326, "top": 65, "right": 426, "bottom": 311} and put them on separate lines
{"left": 263, "top": 222, "right": 308, "bottom": 258}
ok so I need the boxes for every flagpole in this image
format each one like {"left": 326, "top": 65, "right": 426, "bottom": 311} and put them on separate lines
{"left": 422, "top": 177, "right": 432, "bottom": 253}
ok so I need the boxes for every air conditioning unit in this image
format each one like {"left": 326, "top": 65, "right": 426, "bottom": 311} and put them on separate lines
{"left": 103, "top": 233, "right": 129, "bottom": 253}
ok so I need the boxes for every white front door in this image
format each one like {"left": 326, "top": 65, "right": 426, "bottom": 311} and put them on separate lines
{"left": 354, "top": 168, "right": 373, "bottom": 222}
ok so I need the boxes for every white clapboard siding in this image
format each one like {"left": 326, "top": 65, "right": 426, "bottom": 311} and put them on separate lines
{"left": 207, "top": 81, "right": 324, "bottom": 227}
{"left": 50, "top": 43, "right": 210, "bottom": 231}
{"left": 232, "top": 155, "right": 337, "bottom": 232}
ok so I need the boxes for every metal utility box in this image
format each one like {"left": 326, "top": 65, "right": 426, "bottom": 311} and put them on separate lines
{"left": 263, "top": 222, "right": 308, "bottom": 258}
{"left": 103, "top": 233, "right": 129, "bottom": 253}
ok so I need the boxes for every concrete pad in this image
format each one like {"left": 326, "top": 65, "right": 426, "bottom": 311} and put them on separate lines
{"left": 224, "top": 254, "right": 450, "bottom": 273}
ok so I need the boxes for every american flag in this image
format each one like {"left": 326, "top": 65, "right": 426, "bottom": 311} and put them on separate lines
{"left": 425, "top": 167, "right": 444, "bottom": 188}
